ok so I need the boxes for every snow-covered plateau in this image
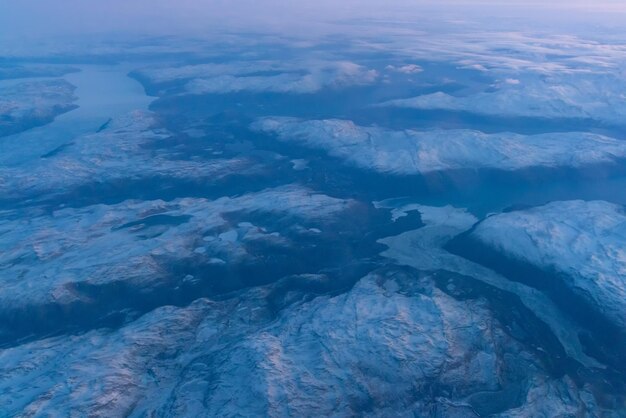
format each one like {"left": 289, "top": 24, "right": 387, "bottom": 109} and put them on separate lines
{"left": 379, "top": 74, "right": 626, "bottom": 127}
{"left": 253, "top": 117, "right": 626, "bottom": 174}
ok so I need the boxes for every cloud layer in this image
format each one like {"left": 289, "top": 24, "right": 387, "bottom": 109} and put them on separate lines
{"left": 2, "top": 0, "right": 626, "bottom": 42}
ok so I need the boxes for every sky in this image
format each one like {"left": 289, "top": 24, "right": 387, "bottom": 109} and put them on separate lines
{"left": 1, "top": 0, "right": 625, "bottom": 42}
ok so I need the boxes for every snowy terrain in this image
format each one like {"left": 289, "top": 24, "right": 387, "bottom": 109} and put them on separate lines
{"left": 254, "top": 117, "right": 626, "bottom": 174}
{"left": 470, "top": 200, "right": 626, "bottom": 331}
{"left": 0, "top": 269, "right": 609, "bottom": 417}
{"left": 0, "top": 185, "right": 353, "bottom": 340}
{"left": 133, "top": 61, "right": 378, "bottom": 95}
{"left": 0, "top": 79, "right": 77, "bottom": 137}
{"left": 0, "top": 111, "right": 261, "bottom": 201}
{"left": 1, "top": 10, "right": 626, "bottom": 417}
{"left": 379, "top": 74, "right": 626, "bottom": 127}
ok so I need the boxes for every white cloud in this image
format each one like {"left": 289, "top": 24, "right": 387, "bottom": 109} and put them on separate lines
{"left": 386, "top": 64, "right": 423, "bottom": 74}
{"left": 2, "top": 1, "right": 626, "bottom": 42}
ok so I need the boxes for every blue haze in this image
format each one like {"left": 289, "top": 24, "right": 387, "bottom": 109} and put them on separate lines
{"left": 0, "top": 1, "right": 625, "bottom": 416}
